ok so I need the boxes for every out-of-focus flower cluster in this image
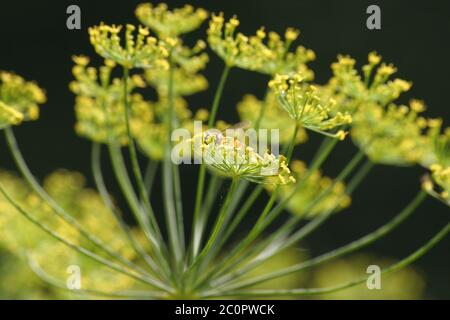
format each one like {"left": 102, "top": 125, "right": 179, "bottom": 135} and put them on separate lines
{"left": 0, "top": 170, "right": 144, "bottom": 297}
{"left": 0, "top": 72, "right": 46, "bottom": 128}
{"left": 136, "top": 3, "right": 208, "bottom": 38}
{"left": 268, "top": 160, "right": 350, "bottom": 218}
{"left": 237, "top": 93, "right": 308, "bottom": 145}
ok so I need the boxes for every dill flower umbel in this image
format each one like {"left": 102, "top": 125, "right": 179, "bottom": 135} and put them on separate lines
{"left": 268, "top": 160, "right": 350, "bottom": 218}
{"left": 237, "top": 93, "right": 307, "bottom": 145}
{"left": 0, "top": 72, "right": 46, "bottom": 128}
{"left": 351, "top": 100, "right": 431, "bottom": 166}
{"left": 269, "top": 73, "right": 352, "bottom": 139}
{"left": 144, "top": 40, "right": 209, "bottom": 96}
{"left": 70, "top": 56, "right": 152, "bottom": 145}
{"left": 320, "top": 53, "right": 412, "bottom": 114}
{"left": 207, "top": 13, "right": 315, "bottom": 76}
{"left": 88, "top": 23, "right": 169, "bottom": 69}
{"left": 136, "top": 3, "right": 208, "bottom": 38}
{"left": 189, "top": 132, "right": 296, "bottom": 185}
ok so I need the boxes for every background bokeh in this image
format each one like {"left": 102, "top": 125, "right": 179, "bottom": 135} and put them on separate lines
{"left": 0, "top": 0, "right": 449, "bottom": 298}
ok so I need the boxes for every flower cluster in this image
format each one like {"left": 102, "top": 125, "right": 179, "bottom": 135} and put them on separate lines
{"left": 189, "top": 131, "right": 296, "bottom": 185}
{"left": 207, "top": 14, "right": 315, "bottom": 76}
{"left": 421, "top": 124, "right": 450, "bottom": 205}
{"left": 70, "top": 56, "right": 152, "bottom": 145}
{"left": 320, "top": 53, "right": 412, "bottom": 114}
{"left": 0, "top": 72, "right": 46, "bottom": 128}
{"left": 144, "top": 39, "right": 209, "bottom": 96}
{"left": 136, "top": 3, "right": 208, "bottom": 38}
{"left": 237, "top": 93, "right": 307, "bottom": 145}
{"left": 0, "top": 170, "right": 139, "bottom": 295}
{"left": 88, "top": 23, "right": 169, "bottom": 69}
{"left": 351, "top": 100, "right": 433, "bottom": 166}
{"left": 269, "top": 73, "right": 352, "bottom": 139}
{"left": 268, "top": 160, "right": 350, "bottom": 218}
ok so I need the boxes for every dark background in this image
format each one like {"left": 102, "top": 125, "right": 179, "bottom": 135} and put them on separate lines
{"left": 0, "top": 0, "right": 449, "bottom": 298}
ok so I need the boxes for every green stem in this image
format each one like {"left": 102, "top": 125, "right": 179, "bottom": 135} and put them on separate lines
{"left": 207, "top": 220, "right": 450, "bottom": 298}
{"left": 215, "top": 189, "right": 426, "bottom": 292}
{"left": 201, "top": 149, "right": 365, "bottom": 289}
{"left": 143, "top": 160, "right": 158, "bottom": 198}
{"left": 91, "top": 143, "right": 162, "bottom": 276}
{"left": 108, "top": 144, "right": 171, "bottom": 280}
{"left": 193, "top": 178, "right": 239, "bottom": 267}
{"left": 162, "top": 54, "right": 185, "bottom": 271}
{"left": 0, "top": 181, "right": 172, "bottom": 293}
{"left": 27, "top": 254, "right": 168, "bottom": 299}
{"left": 122, "top": 67, "right": 163, "bottom": 244}
{"left": 3, "top": 127, "right": 152, "bottom": 280}
{"left": 191, "top": 175, "right": 223, "bottom": 259}
{"left": 190, "top": 64, "right": 231, "bottom": 259}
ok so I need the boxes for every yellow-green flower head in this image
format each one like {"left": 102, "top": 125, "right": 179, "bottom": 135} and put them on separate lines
{"left": 144, "top": 40, "right": 209, "bottom": 96}
{"left": 351, "top": 100, "right": 430, "bottom": 166}
{"left": 145, "top": 67, "right": 208, "bottom": 96}
{"left": 269, "top": 73, "right": 352, "bottom": 139}
{"left": 321, "top": 53, "right": 412, "bottom": 114}
{"left": 420, "top": 121, "right": 450, "bottom": 169}
{"left": 207, "top": 13, "right": 315, "bottom": 76}
{"left": 190, "top": 132, "right": 296, "bottom": 185}
{"left": 132, "top": 96, "right": 195, "bottom": 161}
{"left": 0, "top": 72, "right": 46, "bottom": 128}
{"left": 269, "top": 160, "right": 350, "bottom": 218}
{"left": 423, "top": 164, "right": 450, "bottom": 205}
{"left": 237, "top": 93, "right": 307, "bottom": 145}
{"left": 136, "top": 3, "right": 208, "bottom": 38}
{"left": 88, "top": 23, "right": 169, "bottom": 69}
{"left": 70, "top": 57, "right": 151, "bottom": 145}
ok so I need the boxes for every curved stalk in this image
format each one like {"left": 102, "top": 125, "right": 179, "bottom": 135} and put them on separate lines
{"left": 122, "top": 67, "right": 163, "bottom": 242}
{"left": 27, "top": 254, "right": 167, "bottom": 299}
{"left": 0, "top": 182, "right": 173, "bottom": 293}
{"left": 3, "top": 127, "right": 152, "bottom": 280}
{"left": 205, "top": 220, "right": 450, "bottom": 298}
{"left": 198, "top": 149, "right": 366, "bottom": 289}
{"left": 91, "top": 143, "right": 163, "bottom": 276}
{"left": 213, "top": 188, "right": 426, "bottom": 292}
{"left": 190, "top": 64, "right": 231, "bottom": 259}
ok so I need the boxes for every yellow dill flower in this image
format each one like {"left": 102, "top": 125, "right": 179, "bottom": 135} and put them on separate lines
{"left": 420, "top": 121, "right": 450, "bottom": 168}
{"left": 0, "top": 71, "right": 46, "bottom": 127}
{"left": 135, "top": 3, "right": 208, "bottom": 38}
{"left": 207, "top": 13, "right": 315, "bottom": 76}
{"left": 424, "top": 164, "right": 450, "bottom": 205}
{"left": 189, "top": 132, "right": 296, "bottom": 185}
{"left": 132, "top": 96, "right": 196, "bottom": 161}
{"left": 320, "top": 53, "right": 412, "bottom": 115}
{"left": 88, "top": 23, "right": 169, "bottom": 69}
{"left": 144, "top": 40, "right": 209, "bottom": 96}
{"left": 237, "top": 93, "right": 308, "bottom": 145}
{"left": 268, "top": 160, "right": 350, "bottom": 218}
{"left": 269, "top": 73, "right": 352, "bottom": 139}
{"left": 351, "top": 100, "right": 430, "bottom": 166}
{"left": 0, "top": 101, "right": 24, "bottom": 127}
{"left": 70, "top": 57, "right": 152, "bottom": 145}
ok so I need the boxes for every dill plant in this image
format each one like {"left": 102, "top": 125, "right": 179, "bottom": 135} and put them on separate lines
{"left": 0, "top": 2, "right": 448, "bottom": 299}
